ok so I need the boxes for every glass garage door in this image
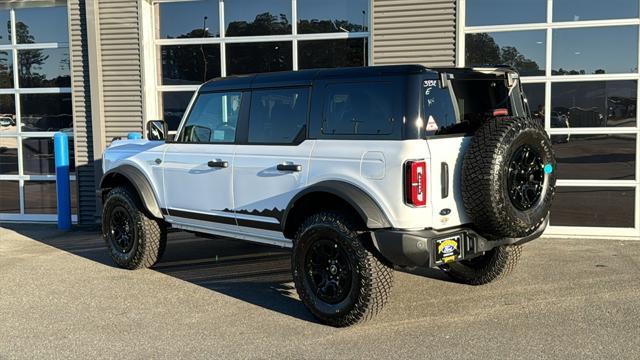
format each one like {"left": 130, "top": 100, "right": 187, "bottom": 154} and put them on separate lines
{"left": 461, "top": 0, "right": 640, "bottom": 238}
{"left": 0, "top": 4, "right": 76, "bottom": 222}
{"left": 151, "top": 0, "right": 371, "bottom": 132}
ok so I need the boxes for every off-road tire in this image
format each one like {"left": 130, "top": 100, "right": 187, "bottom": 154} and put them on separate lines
{"left": 440, "top": 245, "right": 522, "bottom": 285}
{"left": 102, "top": 186, "right": 167, "bottom": 269}
{"left": 462, "top": 116, "right": 556, "bottom": 239}
{"left": 292, "top": 211, "right": 394, "bottom": 327}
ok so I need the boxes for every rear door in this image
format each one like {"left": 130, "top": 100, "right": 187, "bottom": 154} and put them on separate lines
{"left": 232, "top": 87, "right": 313, "bottom": 245}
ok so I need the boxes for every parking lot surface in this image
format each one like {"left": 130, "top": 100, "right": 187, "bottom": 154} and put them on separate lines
{"left": 1, "top": 224, "right": 639, "bottom": 359}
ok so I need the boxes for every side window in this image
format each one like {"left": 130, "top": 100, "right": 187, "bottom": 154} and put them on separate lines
{"left": 248, "top": 87, "right": 309, "bottom": 144}
{"left": 178, "top": 91, "right": 242, "bottom": 143}
{"left": 423, "top": 80, "right": 458, "bottom": 133}
{"left": 322, "top": 82, "right": 395, "bottom": 135}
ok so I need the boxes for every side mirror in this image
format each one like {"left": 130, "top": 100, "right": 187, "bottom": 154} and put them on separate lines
{"left": 146, "top": 120, "right": 167, "bottom": 141}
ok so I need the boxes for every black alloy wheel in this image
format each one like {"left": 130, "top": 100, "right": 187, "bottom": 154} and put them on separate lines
{"left": 507, "top": 144, "right": 544, "bottom": 211}
{"left": 109, "top": 206, "right": 135, "bottom": 253}
{"left": 304, "top": 238, "right": 353, "bottom": 304}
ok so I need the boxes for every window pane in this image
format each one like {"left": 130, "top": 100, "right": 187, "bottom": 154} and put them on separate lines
{"left": 522, "top": 83, "right": 545, "bottom": 124}
{"left": 423, "top": 81, "right": 458, "bottom": 134}
{"left": 0, "top": 10, "right": 10, "bottom": 45}
{"left": 226, "top": 42, "right": 292, "bottom": 75}
{"left": 158, "top": 0, "right": 219, "bottom": 39}
{"left": 225, "top": 0, "right": 291, "bottom": 36}
{"left": 298, "top": 38, "right": 367, "bottom": 69}
{"left": 297, "top": 0, "right": 368, "bottom": 34}
{"left": 161, "top": 44, "right": 221, "bottom": 85}
{"left": 20, "top": 93, "right": 73, "bottom": 132}
{"left": 0, "top": 137, "right": 18, "bottom": 174}
{"left": 18, "top": 48, "right": 70, "bottom": 88}
{"left": 550, "top": 187, "right": 635, "bottom": 227}
{"left": 553, "top": 0, "right": 638, "bottom": 22}
{"left": 179, "top": 92, "right": 242, "bottom": 143}
{"left": 552, "top": 26, "right": 638, "bottom": 75}
{"left": 24, "top": 181, "right": 77, "bottom": 215}
{"left": 0, "top": 94, "right": 16, "bottom": 132}
{"left": 465, "top": 31, "right": 545, "bottom": 76}
{"left": 0, "top": 180, "right": 19, "bottom": 213}
{"left": 249, "top": 87, "right": 309, "bottom": 144}
{"left": 15, "top": 6, "right": 68, "bottom": 44}
{"left": 162, "top": 91, "right": 194, "bottom": 131}
{"left": 466, "top": 0, "right": 546, "bottom": 26}
{"left": 551, "top": 81, "right": 637, "bottom": 128}
{"left": 22, "top": 137, "right": 75, "bottom": 175}
{"left": 323, "top": 82, "right": 395, "bottom": 135}
{"left": 551, "top": 134, "right": 636, "bottom": 180}
{"left": 0, "top": 49, "right": 12, "bottom": 88}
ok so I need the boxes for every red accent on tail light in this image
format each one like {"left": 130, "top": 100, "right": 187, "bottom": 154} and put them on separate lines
{"left": 405, "top": 160, "right": 427, "bottom": 207}
{"left": 493, "top": 108, "right": 509, "bottom": 117}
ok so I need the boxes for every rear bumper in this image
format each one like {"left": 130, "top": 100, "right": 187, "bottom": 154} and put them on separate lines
{"left": 371, "top": 216, "right": 548, "bottom": 268}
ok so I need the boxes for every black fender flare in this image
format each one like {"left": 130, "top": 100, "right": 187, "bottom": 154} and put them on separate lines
{"left": 282, "top": 180, "right": 391, "bottom": 230}
{"left": 99, "top": 164, "right": 164, "bottom": 219}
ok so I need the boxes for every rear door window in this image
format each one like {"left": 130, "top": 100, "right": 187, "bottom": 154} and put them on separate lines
{"left": 322, "top": 82, "right": 395, "bottom": 136}
{"left": 248, "top": 87, "right": 309, "bottom": 144}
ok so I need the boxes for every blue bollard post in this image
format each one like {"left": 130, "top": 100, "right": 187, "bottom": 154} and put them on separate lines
{"left": 54, "top": 132, "right": 71, "bottom": 230}
{"left": 128, "top": 132, "right": 142, "bottom": 140}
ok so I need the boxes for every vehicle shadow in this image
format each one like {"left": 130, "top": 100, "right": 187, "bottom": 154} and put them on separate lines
{"left": 2, "top": 224, "right": 454, "bottom": 324}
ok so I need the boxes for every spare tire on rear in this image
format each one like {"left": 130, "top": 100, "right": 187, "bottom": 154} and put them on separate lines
{"left": 461, "top": 116, "right": 556, "bottom": 239}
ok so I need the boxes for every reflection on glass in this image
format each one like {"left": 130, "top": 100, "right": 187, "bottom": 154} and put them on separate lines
{"left": 0, "top": 10, "right": 10, "bottom": 45}
{"left": 15, "top": 6, "right": 68, "bottom": 44}
{"left": 552, "top": 26, "right": 638, "bottom": 75}
{"left": 465, "top": 31, "right": 545, "bottom": 76}
{"left": 158, "top": 0, "right": 219, "bottom": 39}
{"left": 162, "top": 91, "right": 193, "bottom": 131}
{"left": 297, "top": 0, "right": 368, "bottom": 34}
{"left": 226, "top": 42, "right": 292, "bottom": 75}
{"left": 551, "top": 134, "right": 636, "bottom": 180}
{"left": 22, "top": 137, "right": 75, "bottom": 175}
{"left": 0, "top": 137, "right": 18, "bottom": 174}
{"left": 0, "top": 49, "right": 11, "bottom": 87}
{"left": 550, "top": 187, "right": 634, "bottom": 227}
{"left": 551, "top": 81, "right": 637, "bottom": 128}
{"left": 466, "top": 0, "right": 546, "bottom": 26}
{"left": 20, "top": 93, "right": 73, "bottom": 131}
{"left": 24, "top": 181, "right": 77, "bottom": 214}
{"left": 180, "top": 92, "right": 242, "bottom": 143}
{"left": 553, "top": 0, "right": 638, "bottom": 22}
{"left": 161, "top": 44, "right": 221, "bottom": 85}
{"left": 18, "top": 48, "right": 70, "bottom": 88}
{"left": 522, "top": 83, "right": 545, "bottom": 125}
{"left": 0, "top": 180, "right": 19, "bottom": 213}
{"left": 225, "top": 0, "right": 291, "bottom": 36}
{"left": 0, "top": 94, "right": 16, "bottom": 133}
{"left": 298, "top": 39, "right": 367, "bottom": 69}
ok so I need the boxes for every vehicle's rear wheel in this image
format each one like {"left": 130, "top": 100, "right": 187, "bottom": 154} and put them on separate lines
{"left": 292, "top": 211, "right": 394, "bottom": 327}
{"left": 102, "top": 186, "right": 167, "bottom": 269}
{"left": 440, "top": 245, "right": 522, "bottom": 285}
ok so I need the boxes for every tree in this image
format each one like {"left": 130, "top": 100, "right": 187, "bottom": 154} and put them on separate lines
{"left": 466, "top": 33, "right": 542, "bottom": 76}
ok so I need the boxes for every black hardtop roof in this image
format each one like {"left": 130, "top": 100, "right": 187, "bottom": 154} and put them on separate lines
{"left": 199, "top": 65, "right": 439, "bottom": 92}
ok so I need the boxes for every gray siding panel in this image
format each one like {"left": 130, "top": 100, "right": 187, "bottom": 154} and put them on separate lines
{"left": 372, "top": 0, "right": 457, "bottom": 67}
{"left": 98, "top": 0, "right": 144, "bottom": 143}
{"left": 69, "top": 0, "right": 96, "bottom": 225}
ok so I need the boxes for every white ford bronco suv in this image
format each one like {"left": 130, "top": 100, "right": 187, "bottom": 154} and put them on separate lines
{"left": 100, "top": 65, "right": 556, "bottom": 327}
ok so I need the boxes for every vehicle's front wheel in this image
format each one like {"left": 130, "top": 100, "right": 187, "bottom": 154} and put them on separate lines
{"left": 292, "top": 211, "right": 394, "bottom": 327}
{"left": 440, "top": 244, "right": 522, "bottom": 285}
{"left": 102, "top": 186, "right": 167, "bottom": 270}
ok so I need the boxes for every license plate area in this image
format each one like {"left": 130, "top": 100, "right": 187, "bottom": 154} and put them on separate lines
{"left": 433, "top": 234, "right": 463, "bottom": 265}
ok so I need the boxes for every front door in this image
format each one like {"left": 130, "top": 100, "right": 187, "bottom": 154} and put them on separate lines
{"left": 233, "top": 87, "right": 313, "bottom": 245}
{"left": 162, "top": 90, "right": 244, "bottom": 236}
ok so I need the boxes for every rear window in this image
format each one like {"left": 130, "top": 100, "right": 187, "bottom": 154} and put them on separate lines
{"left": 423, "top": 80, "right": 458, "bottom": 134}
{"left": 322, "top": 82, "right": 395, "bottom": 135}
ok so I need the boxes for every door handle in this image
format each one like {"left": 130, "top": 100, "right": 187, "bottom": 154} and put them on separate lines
{"left": 277, "top": 163, "right": 302, "bottom": 172}
{"left": 207, "top": 160, "right": 229, "bottom": 168}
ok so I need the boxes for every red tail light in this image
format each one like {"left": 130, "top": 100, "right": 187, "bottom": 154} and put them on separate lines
{"left": 405, "top": 160, "right": 427, "bottom": 207}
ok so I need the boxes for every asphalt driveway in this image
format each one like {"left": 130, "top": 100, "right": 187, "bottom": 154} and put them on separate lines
{"left": 1, "top": 224, "right": 639, "bottom": 359}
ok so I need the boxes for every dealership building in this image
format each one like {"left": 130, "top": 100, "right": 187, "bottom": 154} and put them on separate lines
{"left": 0, "top": 0, "right": 638, "bottom": 239}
